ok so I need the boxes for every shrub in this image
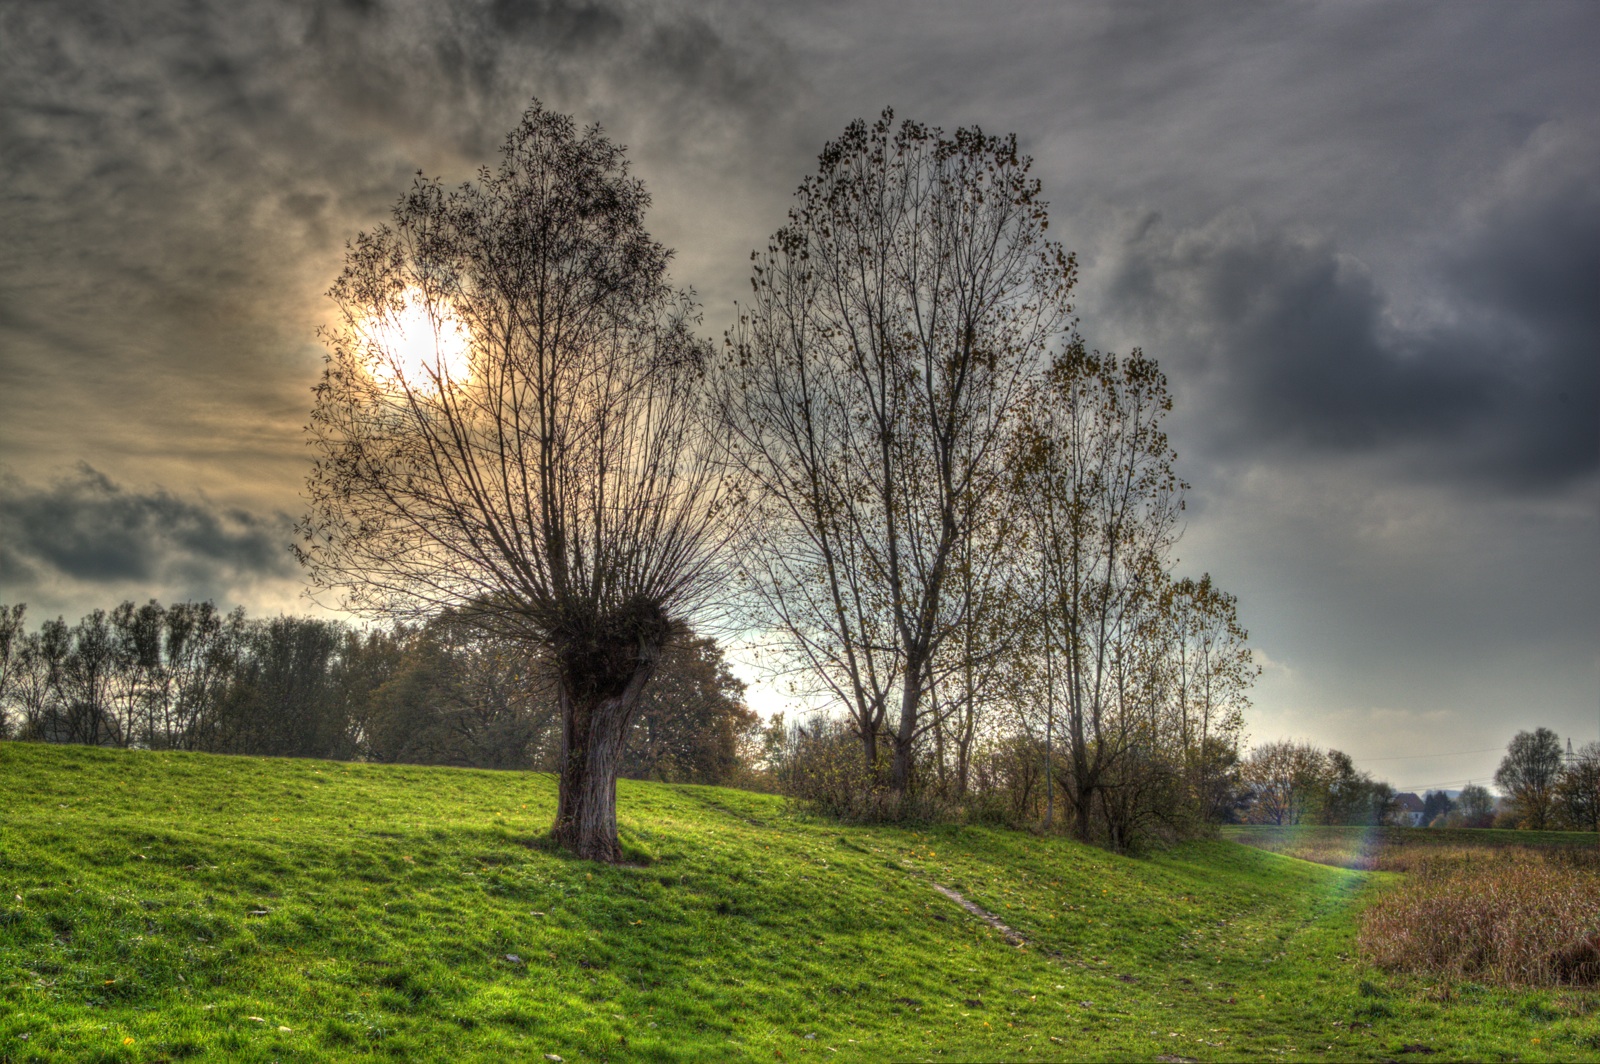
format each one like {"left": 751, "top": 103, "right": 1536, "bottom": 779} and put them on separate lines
{"left": 776, "top": 717, "right": 921, "bottom": 822}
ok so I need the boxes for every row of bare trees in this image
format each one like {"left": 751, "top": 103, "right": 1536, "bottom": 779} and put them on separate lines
{"left": 294, "top": 102, "right": 1257, "bottom": 859}
{"left": 0, "top": 602, "right": 756, "bottom": 784}
{"left": 720, "top": 116, "right": 1255, "bottom": 847}
{"left": 0, "top": 600, "right": 249, "bottom": 750}
{"left": 1238, "top": 740, "right": 1399, "bottom": 826}
{"left": 765, "top": 561, "right": 1254, "bottom": 847}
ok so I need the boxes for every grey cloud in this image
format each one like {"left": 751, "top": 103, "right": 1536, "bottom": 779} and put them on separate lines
{"left": 0, "top": 0, "right": 803, "bottom": 508}
{"left": 1102, "top": 129, "right": 1599, "bottom": 490}
{"left": 0, "top": 465, "right": 297, "bottom": 602}
{"left": 3, "top": 0, "right": 1595, "bottom": 756}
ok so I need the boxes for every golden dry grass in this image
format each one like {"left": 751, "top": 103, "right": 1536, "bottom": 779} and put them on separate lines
{"left": 1358, "top": 847, "right": 1600, "bottom": 987}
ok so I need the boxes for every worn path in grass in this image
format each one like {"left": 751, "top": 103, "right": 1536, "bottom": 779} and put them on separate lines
{"left": 1, "top": 743, "right": 1595, "bottom": 1062}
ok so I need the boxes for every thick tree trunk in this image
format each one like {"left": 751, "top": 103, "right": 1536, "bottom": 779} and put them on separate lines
{"left": 1073, "top": 784, "right": 1095, "bottom": 843}
{"left": 551, "top": 638, "right": 661, "bottom": 863}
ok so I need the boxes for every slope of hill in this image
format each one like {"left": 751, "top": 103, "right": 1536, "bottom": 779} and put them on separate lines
{"left": 0, "top": 743, "right": 1593, "bottom": 1062}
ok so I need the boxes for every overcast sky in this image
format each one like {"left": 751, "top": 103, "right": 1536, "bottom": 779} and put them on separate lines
{"left": 2, "top": 0, "right": 1595, "bottom": 791}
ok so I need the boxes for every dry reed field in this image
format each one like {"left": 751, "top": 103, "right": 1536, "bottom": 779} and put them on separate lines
{"left": 1358, "top": 846, "right": 1600, "bottom": 987}
{"left": 1228, "top": 825, "right": 1600, "bottom": 989}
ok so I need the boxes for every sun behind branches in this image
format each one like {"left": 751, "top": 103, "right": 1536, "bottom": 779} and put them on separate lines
{"left": 360, "top": 287, "right": 473, "bottom": 391}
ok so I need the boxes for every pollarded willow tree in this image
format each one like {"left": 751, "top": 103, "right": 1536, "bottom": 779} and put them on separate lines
{"left": 720, "top": 111, "right": 1075, "bottom": 793}
{"left": 298, "top": 102, "right": 725, "bottom": 862}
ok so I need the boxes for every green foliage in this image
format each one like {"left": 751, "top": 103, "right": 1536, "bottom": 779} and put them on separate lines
{"left": 621, "top": 635, "right": 758, "bottom": 786}
{"left": 350, "top": 618, "right": 556, "bottom": 771}
{"left": 2, "top": 743, "right": 1596, "bottom": 1062}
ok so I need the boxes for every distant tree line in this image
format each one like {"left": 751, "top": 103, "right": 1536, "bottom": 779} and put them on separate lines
{"left": 1228, "top": 730, "right": 1599, "bottom": 833}
{"left": 0, "top": 601, "right": 758, "bottom": 786}
{"left": 1416, "top": 729, "right": 1598, "bottom": 833}
{"left": 1236, "top": 740, "right": 1398, "bottom": 826}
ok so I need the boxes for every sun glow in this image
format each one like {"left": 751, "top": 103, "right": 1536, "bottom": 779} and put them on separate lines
{"left": 362, "top": 288, "right": 473, "bottom": 390}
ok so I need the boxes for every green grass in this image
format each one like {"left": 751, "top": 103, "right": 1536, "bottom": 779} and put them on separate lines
{"left": 1, "top": 743, "right": 1595, "bottom": 1062}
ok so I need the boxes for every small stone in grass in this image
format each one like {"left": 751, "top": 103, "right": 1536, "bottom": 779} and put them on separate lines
{"left": 545, "top": 1056, "right": 564, "bottom": 1062}
{"left": 505, "top": 954, "right": 523, "bottom": 964}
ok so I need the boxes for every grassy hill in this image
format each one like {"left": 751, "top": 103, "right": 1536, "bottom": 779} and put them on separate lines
{"left": 0, "top": 743, "right": 1594, "bottom": 1062}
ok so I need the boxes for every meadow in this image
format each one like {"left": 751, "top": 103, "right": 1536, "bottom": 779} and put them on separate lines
{"left": 2, "top": 743, "right": 1596, "bottom": 1062}
{"left": 1222, "top": 824, "right": 1599, "bottom": 873}
{"left": 1224, "top": 824, "right": 1600, "bottom": 992}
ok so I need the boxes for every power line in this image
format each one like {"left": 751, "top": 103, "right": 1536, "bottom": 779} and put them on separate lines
{"left": 1392, "top": 776, "right": 1492, "bottom": 792}
{"left": 1352, "top": 747, "right": 1501, "bottom": 763}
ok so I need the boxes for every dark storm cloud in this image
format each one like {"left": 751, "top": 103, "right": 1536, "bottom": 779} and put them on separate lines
{"left": 0, "top": 465, "right": 296, "bottom": 603}
{"left": 2, "top": 0, "right": 1594, "bottom": 753}
{"left": 1100, "top": 125, "right": 1599, "bottom": 491}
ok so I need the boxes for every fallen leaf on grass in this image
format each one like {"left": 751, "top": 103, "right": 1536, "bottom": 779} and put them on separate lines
{"left": 247, "top": 1016, "right": 265, "bottom": 1023}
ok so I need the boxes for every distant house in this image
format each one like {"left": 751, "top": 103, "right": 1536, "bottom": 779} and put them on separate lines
{"left": 1392, "top": 792, "right": 1426, "bottom": 827}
